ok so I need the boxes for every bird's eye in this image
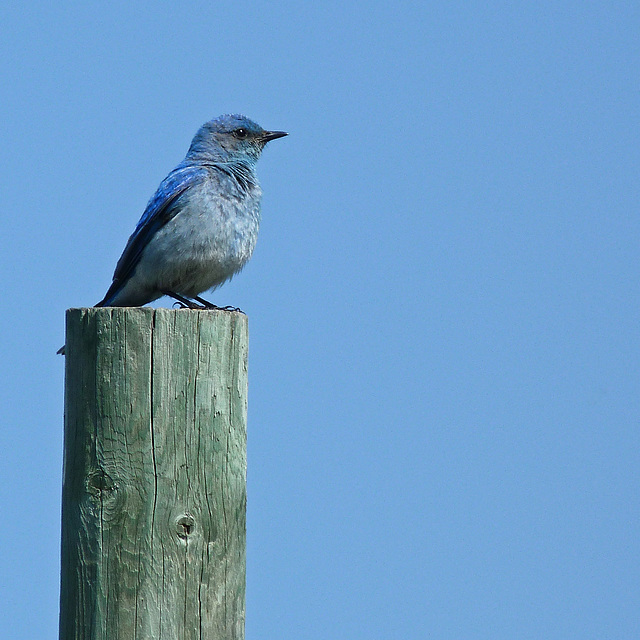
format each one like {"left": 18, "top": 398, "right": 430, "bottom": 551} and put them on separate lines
{"left": 235, "top": 128, "right": 248, "bottom": 139}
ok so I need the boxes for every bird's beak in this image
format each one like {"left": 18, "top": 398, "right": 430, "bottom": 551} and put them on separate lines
{"left": 261, "top": 130, "right": 288, "bottom": 142}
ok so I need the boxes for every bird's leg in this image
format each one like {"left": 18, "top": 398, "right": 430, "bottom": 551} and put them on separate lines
{"left": 193, "top": 295, "right": 216, "bottom": 309}
{"left": 163, "top": 291, "right": 205, "bottom": 309}
{"left": 193, "top": 295, "right": 244, "bottom": 313}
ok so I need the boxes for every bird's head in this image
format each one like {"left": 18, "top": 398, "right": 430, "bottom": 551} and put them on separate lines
{"left": 187, "top": 114, "right": 287, "bottom": 164}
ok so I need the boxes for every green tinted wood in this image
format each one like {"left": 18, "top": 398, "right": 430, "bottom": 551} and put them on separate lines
{"left": 60, "top": 307, "right": 248, "bottom": 640}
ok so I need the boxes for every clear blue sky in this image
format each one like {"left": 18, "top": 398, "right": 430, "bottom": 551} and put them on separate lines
{"left": 1, "top": 2, "right": 638, "bottom": 638}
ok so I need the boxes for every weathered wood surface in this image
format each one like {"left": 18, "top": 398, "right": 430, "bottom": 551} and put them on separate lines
{"left": 60, "top": 307, "right": 248, "bottom": 640}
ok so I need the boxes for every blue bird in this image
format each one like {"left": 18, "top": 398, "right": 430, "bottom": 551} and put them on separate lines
{"left": 96, "top": 114, "right": 287, "bottom": 309}
{"left": 57, "top": 114, "right": 285, "bottom": 354}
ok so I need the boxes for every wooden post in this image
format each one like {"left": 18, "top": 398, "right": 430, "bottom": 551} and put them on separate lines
{"left": 59, "top": 307, "right": 248, "bottom": 640}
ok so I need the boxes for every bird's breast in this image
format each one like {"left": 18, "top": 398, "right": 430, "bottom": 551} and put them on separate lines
{"left": 138, "top": 177, "right": 262, "bottom": 297}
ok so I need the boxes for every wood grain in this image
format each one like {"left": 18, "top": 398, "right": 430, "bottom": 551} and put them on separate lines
{"left": 60, "top": 307, "right": 248, "bottom": 640}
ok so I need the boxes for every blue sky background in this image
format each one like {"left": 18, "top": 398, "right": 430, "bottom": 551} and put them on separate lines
{"left": 1, "top": 2, "right": 638, "bottom": 638}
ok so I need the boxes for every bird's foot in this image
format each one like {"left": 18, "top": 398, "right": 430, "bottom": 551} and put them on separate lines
{"left": 193, "top": 296, "right": 244, "bottom": 313}
{"left": 163, "top": 292, "right": 243, "bottom": 312}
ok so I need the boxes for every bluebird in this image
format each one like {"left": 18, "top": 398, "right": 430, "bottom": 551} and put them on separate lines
{"left": 101, "top": 114, "right": 286, "bottom": 309}
{"left": 57, "top": 114, "right": 286, "bottom": 354}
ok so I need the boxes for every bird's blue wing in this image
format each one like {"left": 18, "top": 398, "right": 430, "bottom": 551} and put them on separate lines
{"left": 97, "top": 164, "right": 207, "bottom": 305}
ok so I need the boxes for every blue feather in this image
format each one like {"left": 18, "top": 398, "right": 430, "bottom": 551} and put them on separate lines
{"left": 97, "top": 164, "right": 207, "bottom": 306}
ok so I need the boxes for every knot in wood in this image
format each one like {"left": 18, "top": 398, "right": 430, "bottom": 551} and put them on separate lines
{"left": 87, "top": 469, "right": 115, "bottom": 497}
{"left": 176, "top": 514, "right": 196, "bottom": 539}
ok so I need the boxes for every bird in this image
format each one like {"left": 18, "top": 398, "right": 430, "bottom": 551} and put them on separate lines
{"left": 57, "top": 114, "right": 286, "bottom": 354}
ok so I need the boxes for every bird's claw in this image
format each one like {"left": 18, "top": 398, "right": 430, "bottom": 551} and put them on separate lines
{"left": 193, "top": 296, "right": 243, "bottom": 313}
{"left": 165, "top": 292, "right": 243, "bottom": 312}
